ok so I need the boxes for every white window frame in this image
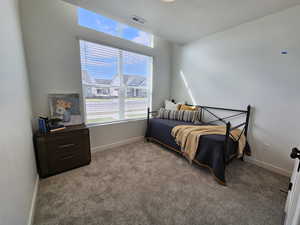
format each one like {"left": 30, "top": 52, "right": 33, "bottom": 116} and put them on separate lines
{"left": 79, "top": 39, "right": 153, "bottom": 126}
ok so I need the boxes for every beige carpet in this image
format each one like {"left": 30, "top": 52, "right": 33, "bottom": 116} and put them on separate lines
{"left": 34, "top": 141, "right": 288, "bottom": 225}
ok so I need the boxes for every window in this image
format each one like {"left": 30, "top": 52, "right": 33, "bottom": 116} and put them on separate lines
{"left": 80, "top": 40, "right": 153, "bottom": 124}
{"left": 78, "top": 8, "right": 153, "bottom": 48}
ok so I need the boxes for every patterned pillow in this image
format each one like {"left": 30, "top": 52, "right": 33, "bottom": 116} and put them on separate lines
{"left": 193, "top": 110, "right": 202, "bottom": 124}
{"left": 187, "top": 110, "right": 197, "bottom": 122}
{"left": 157, "top": 108, "right": 170, "bottom": 119}
{"left": 157, "top": 108, "right": 202, "bottom": 123}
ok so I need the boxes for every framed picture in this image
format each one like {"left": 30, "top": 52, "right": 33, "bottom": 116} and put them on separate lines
{"left": 48, "top": 93, "right": 82, "bottom": 126}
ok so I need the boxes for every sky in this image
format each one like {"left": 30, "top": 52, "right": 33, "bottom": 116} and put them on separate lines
{"left": 78, "top": 8, "right": 153, "bottom": 80}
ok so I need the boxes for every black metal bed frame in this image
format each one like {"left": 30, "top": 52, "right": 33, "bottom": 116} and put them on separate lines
{"left": 146, "top": 104, "right": 251, "bottom": 162}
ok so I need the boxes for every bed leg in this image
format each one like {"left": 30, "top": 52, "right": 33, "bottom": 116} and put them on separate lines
{"left": 240, "top": 153, "right": 245, "bottom": 161}
{"left": 223, "top": 122, "right": 231, "bottom": 164}
{"left": 244, "top": 105, "right": 251, "bottom": 139}
{"left": 145, "top": 107, "right": 150, "bottom": 141}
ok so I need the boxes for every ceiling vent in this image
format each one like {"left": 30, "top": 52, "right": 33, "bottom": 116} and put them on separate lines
{"left": 131, "top": 15, "right": 146, "bottom": 25}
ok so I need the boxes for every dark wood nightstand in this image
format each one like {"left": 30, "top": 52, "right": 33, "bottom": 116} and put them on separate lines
{"left": 33, "top": 125, "right": 91, "bottom": 178}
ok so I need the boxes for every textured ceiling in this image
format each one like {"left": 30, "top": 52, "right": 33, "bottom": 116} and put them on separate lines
{"left": 65, "top": 0, "right": 300, "bottom": 44}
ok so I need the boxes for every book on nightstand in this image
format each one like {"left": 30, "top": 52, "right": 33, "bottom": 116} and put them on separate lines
{"left": 50, "top": 126, "right": 66, "bottom": 132}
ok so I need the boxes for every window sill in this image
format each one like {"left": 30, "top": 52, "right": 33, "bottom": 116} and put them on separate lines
{"left": 86, "top": 117, "right": 147, "bottom": 128}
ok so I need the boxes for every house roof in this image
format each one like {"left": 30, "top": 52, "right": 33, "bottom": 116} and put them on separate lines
{"left": 94, "top": 78, "right": 112, "bottom": 85}
{"left": 82, "top": 71, "right": 147, "bottom": 87}
{"left": 82, "top": 70, "right": 94, "bottom": 84}
{"left": 82, "top": 71, "right": 112, "bottom": 86}
{"left": 123, "top": 75, "right": 146, "bottom": 87}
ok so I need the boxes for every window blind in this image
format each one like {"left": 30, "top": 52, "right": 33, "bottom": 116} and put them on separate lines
{"left": 79, "top": 40, "right": 153, "bottom": 124}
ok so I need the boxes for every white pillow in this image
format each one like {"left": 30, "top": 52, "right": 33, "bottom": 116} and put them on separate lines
{"left": 165, "top": 100, "right": 179, "bottom": 111}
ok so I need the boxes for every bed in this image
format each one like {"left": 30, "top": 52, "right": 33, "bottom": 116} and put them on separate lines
{"left": 145, "top": 105, "right": 251, "bottom": 185}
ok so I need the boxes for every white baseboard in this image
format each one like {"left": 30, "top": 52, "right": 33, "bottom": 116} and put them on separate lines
{"left": 91, "top": 136, "right": 144, "bottom": 154}
{"left": 245, "top": 157, "right": 291, "bottom": 177}
{"left": 27, "top": 175, "right": 39, "bottom": 225}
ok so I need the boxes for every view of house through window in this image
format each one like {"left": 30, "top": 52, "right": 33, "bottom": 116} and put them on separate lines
{"left": 80, "top": 40, "right": 153, "bottom": 124}
{"left": 78, "top": 8, "right": 153, "bottom": 48}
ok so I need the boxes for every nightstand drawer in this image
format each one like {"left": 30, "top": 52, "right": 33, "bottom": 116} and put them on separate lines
{"left": 47, "top": 135, "right": 83, "bottom": 154}
{"left": 48, "top": 149, "right": 88, "bottom": 175}
{"left": 33, "top": 125, "right": 91, "bottom": 178}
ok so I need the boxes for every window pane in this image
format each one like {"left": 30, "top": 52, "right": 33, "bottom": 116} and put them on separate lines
{"left": 122, "top": 26, "right": 153, "bottom": 47}
{"left": 125, "top": 89, "right": 148, "bottom": 119}
{"left": 123, "top": 51, "right": 152, "bottom": 120}
{"left": 78, "top": 8, "right": 119, "bottom": 37}
{"left": 78, "top": 8, "right": 153, "bottom": 48}
{"left": 80, "top": 40, "right": 120, "bottom": 124}
{"left": 80, "top": 41, "right": 120, "bottom": 80}
{"left": 85, "top": 91, "right": 120, "bottom": 124}
{"left": 80, "top": 40, "right": 152, "bottom": 124}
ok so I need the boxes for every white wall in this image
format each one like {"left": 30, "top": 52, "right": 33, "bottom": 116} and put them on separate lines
{"left": 20, "top": 0, "right": 172, "bottom": 150}
{"left": 0, "top": 0, "right": 37, "bottom": 224}
{"left": 171, "top": 6, "right": 300, "bottom": 174}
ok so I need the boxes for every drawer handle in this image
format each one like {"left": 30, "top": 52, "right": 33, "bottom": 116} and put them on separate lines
{"left": 59, "top": 143, "right": 75, "bottom": 149}
{"left": 61, "top": 155, "right": 75, "bottom": 160}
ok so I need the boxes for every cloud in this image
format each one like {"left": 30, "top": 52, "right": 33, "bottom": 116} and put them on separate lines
{"left": 132, "top": 31, "right": 152, "bottom": 46}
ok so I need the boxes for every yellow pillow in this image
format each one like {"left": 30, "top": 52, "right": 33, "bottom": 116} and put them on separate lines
{"left": 179, "top": 104, "right": 198, "bottom": 111}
